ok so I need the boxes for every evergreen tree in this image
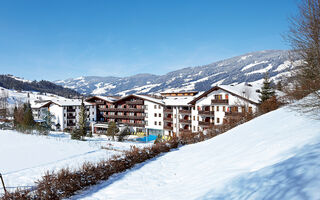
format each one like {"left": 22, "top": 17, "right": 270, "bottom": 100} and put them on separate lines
{"left": 107, "top": 121, "right": 119, "bottom": 141}
{"left": 71, "top": 128, "right": 82, "bottom": 140}
{"left": 259, "top": 72, "right": 275, "bottom": 103}
{"left": 78, "top": 99, "right": 87, "bottom": 139}
{"left": 23, "top": 103, "right": 35, "bottom": 127}
{"left": 42, "top": 110, "right": 54, "bottom": 130}
{"left": 13, "top": 106, "right": 18, "bottom": 127}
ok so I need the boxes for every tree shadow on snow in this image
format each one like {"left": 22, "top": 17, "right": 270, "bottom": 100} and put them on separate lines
{"left": 199, "top": 142, "right": 320, "bottom": 200}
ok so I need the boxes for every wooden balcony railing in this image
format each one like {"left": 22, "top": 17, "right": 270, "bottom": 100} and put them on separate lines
{"left": 99, "top": 107, "right": 144, "bottom": 112}
{"left": 198, "top": 110, "right": 215, "bottom": 115}
{"left": 164, "top": 109, "right": 173, "bottom": 113}
{"left": 179, "top": 119, "right": 191, "bottom": 123}
{"left": 164, "top": 126, "right": 173, "bottom": 130}
{"left": 225, "top": 112, "right": 244, "bottom": 117}
{"left": 106, "top": 115, "right": 145, "bottom": 120}
{"left": 122, "top": 122, "right": 145, "bottom": 127}
{"left": 163, "top": 117, "right": 173, "bottom": 122}
{"left": 179, "top": 110, "right": 191, "bottom": 114}
{"left": 198, "top": 121, "right": 212, "bottom": 126}
{"left": 211, "top": 99, "right": 229, "bottom": 104}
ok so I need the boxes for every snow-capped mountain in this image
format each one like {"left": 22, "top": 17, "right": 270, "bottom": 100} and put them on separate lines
{"left": 55, "top": 50, "right": 301, "bottom": 96}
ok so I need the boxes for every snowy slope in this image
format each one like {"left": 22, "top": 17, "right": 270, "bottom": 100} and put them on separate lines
{"left": 0, "top": 131, "right": 150, "bottom": 194}
{"left": 0, "top": 87, "right": 69, "bottom": 109}
{"left": 56, "top": 50, "right": 302, "bottom": 95}
{"left": 73, "top": 106, "right": 320, "bottom": 200}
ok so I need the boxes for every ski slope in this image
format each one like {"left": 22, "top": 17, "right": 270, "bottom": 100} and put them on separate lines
{"left": 73, "top": 106, "right": 320, "bottom": 200}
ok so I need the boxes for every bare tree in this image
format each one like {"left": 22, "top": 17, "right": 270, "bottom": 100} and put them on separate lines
{"left": 285, "top": 0, "right": 320, "bottom": 116}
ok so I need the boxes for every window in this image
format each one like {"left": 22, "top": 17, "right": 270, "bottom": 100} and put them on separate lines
{"left": 159, "top": 121, "right": 161, "bottom": 126}
{"left": 216, "top": 106, "right": 219, "bottom": 111}
{"left": 159, "top": 113, "right": 161, "bottom": 117}
{"left": 154, "top": 113, "right": 157, "bottom": 117}
{"left": 223, "top": 106, "right": 226, "bottom": 112}
{"left": 146, "top": 121, "right": 148, "bottom": 126}
{"left": 193, "top": 116, "right": 195, "bottom": 120}
{"left": 145, "top": 105, "right": 148, "bottom": 110}
{"left": 197, "top": 116, "right": 199, "bottom": 121}
{"left": 154, "top": 105, "right": 157, "bottom": 109}
{"left": 158, "top": 105, "right": 161, "bottom": 109}
{"left": 249, "top": 107, "right": 253, "bottom": 113}
{"left": 145, "top": 113, "right": 148, "bottom": 118}
{"left": 217, "top": 118, "right": 220, "bottom": 123}
{"left": 225, "top": 94, "right": 229, "bottom": 99}
{"left": 154, "top": 121, "right": 157, "bottom": 125}
{"left": 193, "top": 126, "right": 196, "bottom": 131}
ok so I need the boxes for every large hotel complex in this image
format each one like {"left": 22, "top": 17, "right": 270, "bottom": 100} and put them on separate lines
{"left": 32, "top": 84, "right": 260, "bottom": 137}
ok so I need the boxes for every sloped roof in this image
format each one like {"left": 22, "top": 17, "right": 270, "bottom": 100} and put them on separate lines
{"left": 189, "top": 85, "right": 260, "bottom": 105}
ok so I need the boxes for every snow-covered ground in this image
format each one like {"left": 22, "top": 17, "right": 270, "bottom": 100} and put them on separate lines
{"left": 72, "top": 106, "right": 320, "bottom": 200}
{"left": 0, "top": 131, "right": 150, "bottom": 194}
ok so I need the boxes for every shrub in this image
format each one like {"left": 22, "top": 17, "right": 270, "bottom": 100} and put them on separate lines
{"left": 259, "top": 96, "right": 282, "bottom": 114}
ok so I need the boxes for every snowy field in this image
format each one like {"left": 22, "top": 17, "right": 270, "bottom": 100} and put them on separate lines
{"left": 0, "top": 131, "right": 150, "bottom": 195}
{"left": 72, "top": 106, "right": 320, "bottom": 200}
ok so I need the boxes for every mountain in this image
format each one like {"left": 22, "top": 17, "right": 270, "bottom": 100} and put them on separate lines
{"left": 0, "top": 75, "right": 80, "bottom": 98}
{"left": 55, "top": 50, "right": 302, "bottom": 96}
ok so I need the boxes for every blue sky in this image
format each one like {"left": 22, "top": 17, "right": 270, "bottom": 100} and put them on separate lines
{"left": 0, "top": 0, "right": 299, "bottom": 81}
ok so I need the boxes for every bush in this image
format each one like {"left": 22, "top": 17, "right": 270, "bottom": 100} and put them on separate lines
{"left": 259, "top": 96, "right": 282, "bottom": 114}
{"left": 1, "top": 139, "right": 179, "bottom": 200}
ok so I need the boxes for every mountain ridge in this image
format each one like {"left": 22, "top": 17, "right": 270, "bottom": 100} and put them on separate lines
{"left": 55, "top": 50, "right": 301, "bottom": 95}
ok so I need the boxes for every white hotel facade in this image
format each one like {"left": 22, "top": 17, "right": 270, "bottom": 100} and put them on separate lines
{"left": 32, "top": 84, "right": 260, "bottom": 136}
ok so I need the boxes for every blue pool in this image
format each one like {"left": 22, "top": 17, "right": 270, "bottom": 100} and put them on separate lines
{"left": 136, "top": 135, "right": 158, "bottom": 142}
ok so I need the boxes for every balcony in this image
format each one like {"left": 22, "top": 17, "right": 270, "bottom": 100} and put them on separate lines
{"left": 126, "top": 100, "right": 144, "bottom": 105}
{"left": 211, "top": 99, "right": 229, "bottom": 104}
{"left": 164, "top": 126, "right": 173, "bottom": 130}
{"left": 163, "top": 117, "right": 173, "bottom": 122}
{"left": 179, "top": 110, "right": 191, "bottom": 114}
{"left": 67, "top": 109, "right": 76, "bottom": 112}
{"left": 122, "top": 122, "right": 145, "bottom": 127}
{"left": 99, "top": 107, "right": 144, "bottom": 112}
{"left": 179, "top": 119, "right": 191, "bottom": 124}
{"left": 199, "top": 121, "right": 212, "bottom": 126}
{"left": 225, "top": 112, "right": 244, "bottom": 117}
{"left": 67, "top": 115, "right": 76, "bottom": 119}
{"left": 198, "top": 110, "right": 215, "bottom": 115}
{"left": 106, "top": 115, "right": 145, "bottom": 120}
{"left": 164, "top": 108, "right": 173, "bottom": 113}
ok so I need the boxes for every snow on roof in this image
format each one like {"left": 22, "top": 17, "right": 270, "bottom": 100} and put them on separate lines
{"left": 30, "top": 101, "right": 51, "bottom": 109}
{"left": 52, "top": 99, "right": 93, "bottom": 106}
{"left": 95, "top": 96, "right": 118, "bottom": 102}
{"left": 132, "top": 94, "right": 165, "bottom": 105}
{"left": 219, "top": 84, "right": 261, "bottom": 104}
{"left": 163, "top": 92, "right": 203, "bottom": 106}
{"left": 163, "top": 96, "right": 194, "bottom": 106}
